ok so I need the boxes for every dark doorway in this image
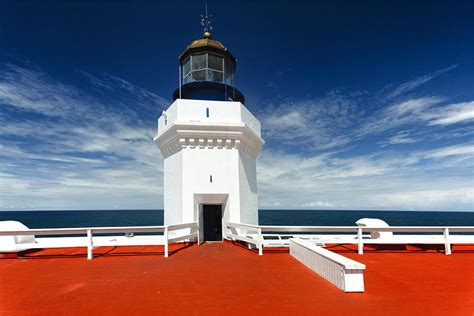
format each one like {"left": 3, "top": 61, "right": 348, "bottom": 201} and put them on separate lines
{"left": 202, "top": 204, "right": 222, "bottom": 241}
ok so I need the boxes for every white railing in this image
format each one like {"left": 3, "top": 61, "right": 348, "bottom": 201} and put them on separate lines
{"left": 0, "top": 222, "right": 198, "bottom": 259}
{"left": 226, "top": 223, "right": 474, "bottom": 256}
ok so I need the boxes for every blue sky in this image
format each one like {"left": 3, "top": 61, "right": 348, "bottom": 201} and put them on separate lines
{"left": 0, "top": 1, "right": 473, "bottom": 211}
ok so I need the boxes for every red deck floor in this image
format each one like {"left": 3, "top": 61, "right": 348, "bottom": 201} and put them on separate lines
{"left": 1, "top": 241, "right": 473, "bottom": 315}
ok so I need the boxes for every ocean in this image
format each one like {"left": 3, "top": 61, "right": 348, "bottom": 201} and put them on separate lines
{"left": 0, "top": 209, "right": 473, "bottom": 228}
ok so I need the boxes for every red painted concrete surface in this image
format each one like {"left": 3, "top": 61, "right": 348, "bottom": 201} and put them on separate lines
{"left": 1, "top": 242, "right": 473, "bottom": 316}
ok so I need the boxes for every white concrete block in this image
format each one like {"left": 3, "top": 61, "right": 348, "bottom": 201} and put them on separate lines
{"left": 290, "top": 238, "right": 365, "bottom": 292}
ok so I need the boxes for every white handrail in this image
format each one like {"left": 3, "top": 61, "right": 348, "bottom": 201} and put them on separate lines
{"left": 0, "top": 222, "right": 199, "bottom": 259}
{"left": 227, "top": 223, "right": 474, "bottom": 233}
{"left": 168, "top": 222, "right": 199, "bottom": 231}
{"left": 226, "top": 223, "right": 474, "bottom": 256}
{"left": 227, "top": 222, "right": 259, "bottom": 230}
{"left": 0, "top": 226, "right": 167, "bottom": 236}
{"left": 0, "top": 223, "right": 200, "bottom": 236}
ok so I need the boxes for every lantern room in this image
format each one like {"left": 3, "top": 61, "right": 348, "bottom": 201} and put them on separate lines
{"left": 173, "top": 32, "right": 245, "bottom": 103}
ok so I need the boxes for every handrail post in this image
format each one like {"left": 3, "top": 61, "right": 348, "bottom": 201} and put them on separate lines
{"left": 444, "top": 228, "right": 451, "bottom": 255}
{"left": 357, "top": 228, "right": 363, "bottom": 255}
{"left": 87, "top": 229, "right": 93, "bottom": 260}
{"left": 164, "top": 226, "right": 169, "bottom": 258}
{"left": 197, "top": 223, "right": 200, "bottom": 245}
{"left": 257, "top": 227, "right": 263, "bottom": 256}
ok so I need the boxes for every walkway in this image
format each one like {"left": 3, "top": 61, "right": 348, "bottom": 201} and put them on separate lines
{"left": 1, "top": 242, "right": 473, "bottom": 315}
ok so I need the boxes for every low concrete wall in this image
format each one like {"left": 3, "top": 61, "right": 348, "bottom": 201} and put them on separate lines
{"left": 290, "top": 238, "right": 365, "bottom": 292}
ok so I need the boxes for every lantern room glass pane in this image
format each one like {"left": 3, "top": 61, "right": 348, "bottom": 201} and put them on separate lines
{"left": 183, "top": 74, "right": 191, "bottom": 84}
{"left": 182, "top": 58, "right": 190, "bottom": 77}
{"left": 207, "top": 70, "right": 224, "bottom": 83}
{"left": 192, "top": 54, "right": 206, "bottom": 70}
{"left": 192, "top": 70, "right": 206, "bottom": 81}
{"left": 224, "top": 72, "right": 233, "bottom": 86}
{"left": 224, "top": 59, "right": 234, "bottom": 76}
{"left": 208, "top": 54, "right": 223, "bottom": 71}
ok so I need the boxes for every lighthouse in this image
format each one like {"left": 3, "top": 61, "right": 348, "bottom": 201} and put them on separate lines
{"left": 153, "top": 14, "right": 264, "bottom": 241}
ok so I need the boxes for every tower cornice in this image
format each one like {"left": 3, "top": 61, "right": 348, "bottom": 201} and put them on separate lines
{"left": 154, "top": 122, "right": 264, "bottom": 159}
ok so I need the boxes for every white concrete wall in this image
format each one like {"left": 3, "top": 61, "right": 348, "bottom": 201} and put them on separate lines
{"left": 240, "top": 105, "right": 261, "bottom": 137}
{"left": 239, "top": 151, "right": 258, "bottom": 225}
{"left": 158, "top": 99, "right": 261, "bottom": 138}
{"left": 178, "top": 100, "right": 241, "bottom": 124}
{"left": 181, "top": 146, "right": 240, "bottom": 224}
{"left": 157, "top": 102, "right": 178, "bottom": 134}
{"left": 163, "top": 150, "right": 183, "bottom": 226}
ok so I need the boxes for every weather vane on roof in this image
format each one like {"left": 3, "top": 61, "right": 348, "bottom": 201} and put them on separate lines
{"left": 200, "top": 2, "right": 213, "bottom": 38}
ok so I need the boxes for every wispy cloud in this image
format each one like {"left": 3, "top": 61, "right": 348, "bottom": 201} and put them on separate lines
{"left": 378, "top": 131, "right": 417, "bottom": 147}
{"left": 258, "top": 91, "right": 362, "bottom": 151}
{"left": 357, "top": 96, "right": 444, "bottom": 137}
{"left": 0, "top": 62, "right": 163, "bottom": 210}
{"left": 257, "top": 144, "right": 474, "bottom": 210}
{"left": 386, "top": 64, "right": 458, "bottom": 99}
{"left": 256, "top": 65, "right": 474, "bottom": 210}
{"left": 428, "top": 101, "right": 474, "bottom": 126}
{"left": 424, "top": 144, "right": 474, "bottom": 159}
{"left": 302, "top": 201, "right": 334, "bottom": 208}
{"left": 1, "top": 62, "right": 473, "bottom": 211}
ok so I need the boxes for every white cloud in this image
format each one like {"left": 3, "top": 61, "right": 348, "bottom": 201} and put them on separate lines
{"left": 379, "top": 131, "right": 417, "bottom": 147}
{"left": 424, "top": 144, "right": 474, "bottom": 159}
{"left": 1, "top": 62, "right": 473, "bottom": 212}
{"left": 368, "top": 187, "right": 474, "bottom": 210}
{"left": 387, "top": 64, "right": 458, "bottom": 99}
{"left": 357, "top": 97, "right": 444, "bottom": 137}
{"left": 301, "top": 201, "right": 334, "bottom": 208}
{"left": 257, "top": 144, "right": 474, "bottom": 210}
{"left": 0, "top": 63, "right": 164, "bottom": 210}
{"left": 388, "top": 97, "right": 442, "bottom": 116}
{"left": 428, "top": 101, "right": 474, "bottom": 126}
{"left": 264, "top": 111, "right": 306, "bottom": 130}
{"left": 258, "top": 91, "right": 361, "bottom": 150}
{"left": 357, "top": 97, "right": 474, "bottom": 143}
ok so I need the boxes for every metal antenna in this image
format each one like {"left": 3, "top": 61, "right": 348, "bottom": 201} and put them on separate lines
{"left": 200, "top": 2, "right": 213, "bottom": 35}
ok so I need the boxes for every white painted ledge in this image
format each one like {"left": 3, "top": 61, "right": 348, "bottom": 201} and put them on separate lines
{"left": 290, "top": 238, "right": 365, "bottom": 293}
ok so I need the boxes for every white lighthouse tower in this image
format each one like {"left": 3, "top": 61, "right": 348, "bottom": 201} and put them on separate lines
{"left": 153, "top": 16, "right": 264, "bottom": 241}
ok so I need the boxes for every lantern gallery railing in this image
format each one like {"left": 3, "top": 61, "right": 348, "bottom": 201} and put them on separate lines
{"left": 0, "top": 222, "right": 198, "bottom": 259}
{"left": 226, "top": 222, "right": 474, "bottom": 256}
